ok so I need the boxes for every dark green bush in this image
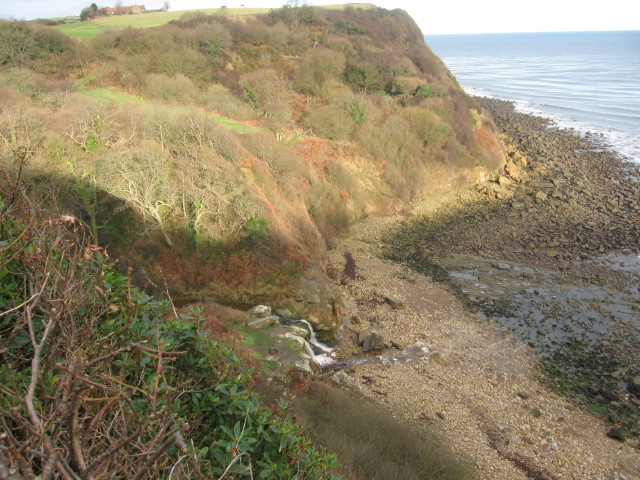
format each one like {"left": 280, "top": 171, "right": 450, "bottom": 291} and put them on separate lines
{"left": 416, "top": 84, "right": 435, "bottom": 98}
{"left": 0, "top": 20, "right": 76, "bottom": 72}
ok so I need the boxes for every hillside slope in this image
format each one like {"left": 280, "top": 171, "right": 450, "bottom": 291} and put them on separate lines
{"left": 0, "top": 4, "right": 504, "bottom": 337}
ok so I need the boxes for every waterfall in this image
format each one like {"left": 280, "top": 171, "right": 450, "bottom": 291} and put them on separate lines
{"left": 280, "top": 318, "right": 334, "bottom": 366}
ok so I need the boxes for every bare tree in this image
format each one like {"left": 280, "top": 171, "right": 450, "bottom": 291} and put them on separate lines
{"left": 107, "top": 147, "right": 176, "bottom": 248}
{"left": 240, "top": 69, "right": 292, "bottom": 140}
{"left": 163, "top": 0, "right": 170, "bottom": 11}
{"left": 64, "top": 105, "right": 138, "bottom": 154}
{"left": 0, "top": 108, "right": 43, "bottom": 164}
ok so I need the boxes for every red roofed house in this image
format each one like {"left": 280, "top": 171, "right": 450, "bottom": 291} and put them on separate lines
{"left": 104, "top": 5, "right": 146, "bottom": 15}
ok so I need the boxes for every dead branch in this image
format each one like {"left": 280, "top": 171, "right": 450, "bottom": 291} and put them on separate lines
{"left": 131, "top": 430, "right": 188, "bottom": 480}
{"left": 0, "top": 434, "right": 31, "bottom": 479}
{"left": 0, "top": 271, "right": 49, "bottom": 318}
{"left": 68, "top": 357, "right": 88, "bottom": 477}
{"left": 25, "top": 300, "right": 59, "bottom": 433}
{"left": 82, "top": 421, "right": 147, "bottom": 478}
{"left": 0, "top": 457, "right": 23, "bottom": 480}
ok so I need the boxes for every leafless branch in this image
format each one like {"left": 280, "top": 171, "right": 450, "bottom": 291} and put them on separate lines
{"left": 0, "top": 272, "right": 49, "bottom": 318}
{"left": 131, "top": 430, "right": 188, "bottom": 480}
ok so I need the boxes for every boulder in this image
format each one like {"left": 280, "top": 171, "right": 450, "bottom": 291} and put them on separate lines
{"left": 294, "top": 265, "right": 345, "bottom": 341}
{"left": 498, "top": 176, "right": 512, "bottom": 187}
{"left": 331, "top": 370, "right": 357, "bottom": 388}
{"left": 246, "top": 316, "right": 277, "bottom": 329}
{"left": 385, "top": 294, "right": 404, "bottom": 310}
{"left": 534, "top": 191, "right": 548, "bottom": 202}
{"left": 527, "top": 180, "right": 555, "bottom": 189}
{"left": 275, "top": 308, "right": 297, "bottom": 320}
{"left": 247, "top": 305, "right": 272, "bottom": 318}
{"left": 494, "top": 262, "right": 513, "bottom": 270}
{"left": 606, "top": 427, "right": 627, "bottom": 442}
{"left": 430, "top": 352, "right": 450, "bottom": 366}
{"left": 282, "top": 332, "right": 313, "bottom": 357}
{"left": 288, "top": 325, "right": 310, "bottom": 340}
{"left": 505, "top": 162, "right": 520, "bottom": 174}
{"left": 362, "top": 331, "right": 385, "bottom": 352}
{"left": 627, "top": 376, "right": 640, "bottom": 395}
{"left": 290, "top": 358, "right": 320, "bottom": 380}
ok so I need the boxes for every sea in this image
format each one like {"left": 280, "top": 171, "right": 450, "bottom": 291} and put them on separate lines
{"left": 425, "top": 31, "right": 640, "bottom": 164}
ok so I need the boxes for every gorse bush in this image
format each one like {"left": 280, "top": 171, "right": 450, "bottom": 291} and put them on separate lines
{"left": 0, "top": 175, "right": 340, "bottom": 479}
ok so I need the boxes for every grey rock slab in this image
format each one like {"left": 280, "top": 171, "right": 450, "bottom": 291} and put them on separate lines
{"left": 246, "top": 315, "right": 277, "bottom": 329}
{"left": 247, "top": 305, "right": 272, "bottom": 318}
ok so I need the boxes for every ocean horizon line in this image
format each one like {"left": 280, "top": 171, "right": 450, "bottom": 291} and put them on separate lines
{"left": 425, "top": 29, "right": 640, "bottom": 37}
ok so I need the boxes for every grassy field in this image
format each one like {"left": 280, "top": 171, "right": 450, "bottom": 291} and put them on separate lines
{"left": 82, "top": 87, "right": 147, "bottom": 105}
{"left": 52, "top": 4, "right": 375, "bottom": 38}
{"left": 93, "top": 8, "right": 270, "bottom": 28}
{"left": 54, "top": 21, "right": 107, "bottom": 38}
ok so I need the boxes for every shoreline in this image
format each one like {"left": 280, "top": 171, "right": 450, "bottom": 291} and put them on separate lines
{"left": 388, "top": 96, "right": 640, "bottom": 431}
{"left": 470, "top": 93, "right": 640, "bottom": 167}
{"left": 326, "top": 101, "right": 640, "bottom": 479}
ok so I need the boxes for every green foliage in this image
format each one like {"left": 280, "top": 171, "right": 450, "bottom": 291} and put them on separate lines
{"left": 0, "top": 184, "right": 340, "bottom": 479}
{"left": 343, "top": 64, "right": 377, "bottom": 92}
{"left": 244, "top": 216, "right": 269, "bottom": 245}
{"left": 0, "top": 20, "right": 75, "bottom": 71}
{"left": 343, "top": 97, "right": 367, "bottom": 124}
{"left": 416, "top": 84, "right": 435, "bottom": 98}
{"left": 399, "top": 106, "right": 452, "bottom": 153}
{"left": 332, "top": 20, "right": 368, "bottom": 35}
{"left": 195, "top": 22, "right": 232, "bottom": 65}
{"left": 200, "top": 84, "right": 256, "bottom": 120}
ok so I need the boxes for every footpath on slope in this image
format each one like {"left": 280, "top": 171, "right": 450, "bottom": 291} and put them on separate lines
{"left": 325, "top": 100, "right": 640, "bottom": 480}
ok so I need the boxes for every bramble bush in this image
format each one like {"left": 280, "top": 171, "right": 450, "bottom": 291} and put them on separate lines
{"left": 0, "top": 173, "right": 340, "bottom": 479}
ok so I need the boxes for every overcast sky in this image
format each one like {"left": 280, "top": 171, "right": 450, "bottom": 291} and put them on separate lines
{"left": 0, "top": 0, "right": 638, "bottom": 34}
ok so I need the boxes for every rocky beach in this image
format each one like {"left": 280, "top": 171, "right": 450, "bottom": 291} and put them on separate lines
{"left": 325, "top": 99, "right": 640, "bottom": 479}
